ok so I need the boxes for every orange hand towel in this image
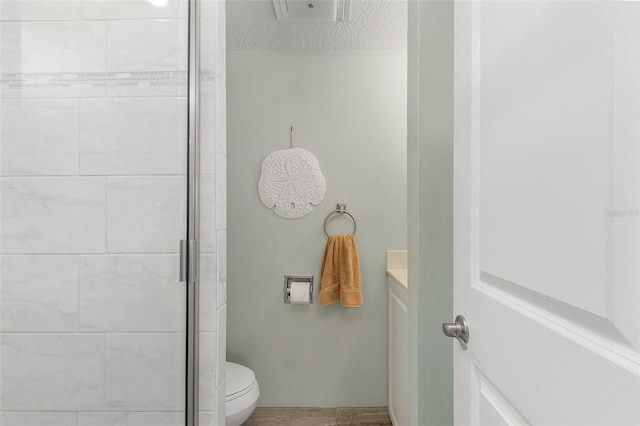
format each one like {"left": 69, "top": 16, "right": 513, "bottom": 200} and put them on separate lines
{"left": 318, "top": 234, "right": 363, "bottom": 307}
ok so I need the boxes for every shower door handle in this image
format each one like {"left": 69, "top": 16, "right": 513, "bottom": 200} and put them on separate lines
{"left": 179, "top": 239, "right": 197, "bottom": 283}
{"left": 180, "top": 240, "right": 187, "bottom": 282}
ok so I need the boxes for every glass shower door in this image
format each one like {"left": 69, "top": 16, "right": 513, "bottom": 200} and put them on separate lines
{"left": 1, "top": 0, "right": 190, "bottom": 423}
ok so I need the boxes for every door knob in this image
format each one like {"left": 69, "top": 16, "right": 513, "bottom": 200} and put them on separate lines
{"left": 442, "top": 315, "right": 469, "bottom": 350}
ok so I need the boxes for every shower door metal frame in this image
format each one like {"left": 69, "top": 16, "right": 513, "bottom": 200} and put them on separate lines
{"left": 186, "top": 0, "right": 201, "bottom": 424}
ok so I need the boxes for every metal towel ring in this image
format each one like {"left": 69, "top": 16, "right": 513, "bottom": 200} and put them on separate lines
{"left": 323, "top": 203, "right": 357, "bottom": 237}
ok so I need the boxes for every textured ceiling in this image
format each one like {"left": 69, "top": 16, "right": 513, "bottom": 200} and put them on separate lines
{"left": 226, "top": 0, "right": 408, "bottom": 50}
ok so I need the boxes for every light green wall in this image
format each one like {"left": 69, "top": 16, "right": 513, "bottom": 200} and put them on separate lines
{"left": 407, "top": 1, "right": 454, "bottom": 424}
{"left": 227, "top": 50, "right": 407, "bottom": 407}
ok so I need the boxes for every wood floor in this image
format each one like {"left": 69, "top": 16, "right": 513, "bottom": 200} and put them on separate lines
{"left": 242, "top": 407, "right": 393, "bottom": 426}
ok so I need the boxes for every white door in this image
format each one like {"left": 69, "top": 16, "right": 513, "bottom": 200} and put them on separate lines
{"left": 452, "top": 1, "right": 640, "bottom": 424}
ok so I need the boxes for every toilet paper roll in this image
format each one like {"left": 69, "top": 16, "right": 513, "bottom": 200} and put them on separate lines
{"left": 290, "top": 281, "right": 310, "bottom": 304}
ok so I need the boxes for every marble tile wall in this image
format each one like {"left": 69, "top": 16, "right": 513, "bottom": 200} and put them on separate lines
{"left": 0, "top": 0, "right": 227, "bottom": 424}
{"left": 198, "top": 1, "right": 227, "bottom": 424}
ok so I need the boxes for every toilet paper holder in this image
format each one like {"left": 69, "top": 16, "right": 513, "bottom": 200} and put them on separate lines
{"left": 284, "top": 274, "right": 314, "bottom": 304}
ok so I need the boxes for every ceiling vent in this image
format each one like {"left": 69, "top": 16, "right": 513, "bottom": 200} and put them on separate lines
{"left": 272, "top": 0, "right": 351, "bottom": 22}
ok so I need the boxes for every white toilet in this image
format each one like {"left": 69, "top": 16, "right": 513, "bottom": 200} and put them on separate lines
{"left": 225, "top": 362, "right": 260, "bottom": 426}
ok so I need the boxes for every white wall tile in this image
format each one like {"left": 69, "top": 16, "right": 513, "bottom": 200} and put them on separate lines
{"left": 79, "top": 98, "right": 187, "bottom": 176}
{"left": 200, "top": 0, "right": 218, "bottom": 22}
{"left": 215, "top": 77, "right": 227, "bottom": 156}
{"left": 200, "top": 74, "right": 215, "bottom": 97}
{"left": 0, "top": 0, "right": 224, "bottom": 421}
{"left": 200, "top": 175, "right": 216, "bottom": 253}
{"left": 199, "top": 94, "right": 217, "bottom": 175}
{"left": 1, "top": 255, "right": 78, "bottom": 332}
{"left": 215, "top": 379, "right": 225, "bottom": 426}
{"left": 78, "top": 412, "right": 182, "bottom": 426}
{"left": 199, "top": 411, "right": 216, "bottom": 426}
{"left": 105, "top": 83, "right": 182, "bottom": 98}
{"left": 200, "top": 253, "right": 217, "bottom": 332}
{"left": 200, "top": 2, "right": 218, "bottom": 74}
{"left": 0, "top": 412, "right": 78, "bottom": 426}
{"left": 0, "top": 334, "right": 104, "bottom": 411}
{"left": 216, "top": 231, "right": 226, "bottom": 309}
{"left": 106, "top": 176, "right": 186, "bottom": 253}
{"left": 104, "top": 333, "right": 185, "bottom": 411}
{"left": 215, "top": 154, "right": 226, "bottom": 231}
{"left": 1, "top": 177, "right": 106, "bottom": 254}
{"left": 198, "top": 332, "right": 216, "bottom": 411}
{"left": 0, "top": 22, "right": 107, "bottom": 73}
{"left": 107, "top": 20, "right": 187, "bottom": 72}
{"left": 1, "top": 100, "right": 79, "bottom": 176}
{"left": 0, "top": 0, "right": 81, "bottom": 21}
{"left": 217, "top": 0, "right": 226, "bottom": 82}
{"left": 215, "top": 304, "right": 226, "bottom": 388}
{"left": 82, "top": 0, "right": 187, "bottom": 20}
{"left": 78, "top": 255, "right": 184, "bottom": 332}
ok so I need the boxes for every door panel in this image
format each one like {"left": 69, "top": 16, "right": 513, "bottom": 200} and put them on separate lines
{"left": 454, "top": 1, "right": 640, "bottom": 424}
{"left": 479, "top": 0, "right": 610, "bottom": 317}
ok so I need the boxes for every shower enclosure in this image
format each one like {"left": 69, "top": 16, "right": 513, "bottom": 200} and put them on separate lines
{"left": 0, "top": 0, "right": 226, "bottom": 424}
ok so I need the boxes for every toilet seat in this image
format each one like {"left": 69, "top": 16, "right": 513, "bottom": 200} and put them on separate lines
{"left": 226, "top": 362, "right": 257, "bottom": 401}
{"left": 225, "top": 362, "right": 260, "bottom": 426}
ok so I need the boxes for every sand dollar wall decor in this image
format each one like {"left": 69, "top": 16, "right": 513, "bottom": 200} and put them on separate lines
{"left": 258, "top": 147, "right": 326, "bottom": 219}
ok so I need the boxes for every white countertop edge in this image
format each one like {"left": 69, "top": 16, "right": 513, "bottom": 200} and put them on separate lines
{"left": 386, "top": 268, "right": 408, "bottom": 289}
